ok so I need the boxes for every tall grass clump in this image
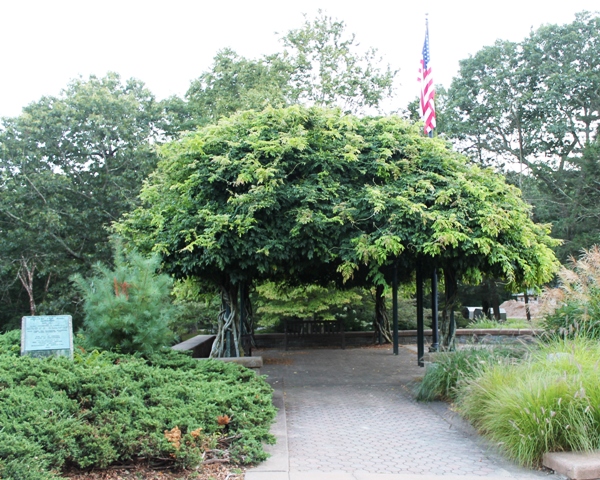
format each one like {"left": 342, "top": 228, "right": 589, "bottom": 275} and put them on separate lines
{"left": 542, "top": 245, "right": 600, "bottom": 339}
{"left": 416, "top": 346, "right": 525, "bottom": 401}
{"left": 457, "top": 337, "right": 600, "bottom": 466}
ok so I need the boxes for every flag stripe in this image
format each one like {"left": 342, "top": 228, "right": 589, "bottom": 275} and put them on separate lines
{"left": 418, "top": 19, "right": 436, "bottom": 135}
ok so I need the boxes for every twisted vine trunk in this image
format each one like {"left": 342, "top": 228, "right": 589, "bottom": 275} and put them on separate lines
{"left": 440, "top": 267, "right": 458, "bottom": 351}
{"left": 210, "top": 284, "right": 240, "bottom": 358}
{"left": 374, "top": 285, "right": 392, "bottom": 344}
{"left": 210, "top": 281, "right": 254, "bottom": 358}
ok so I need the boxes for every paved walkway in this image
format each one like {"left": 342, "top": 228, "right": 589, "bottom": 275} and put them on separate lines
{"left": 246, "top": 345, "right": 558, "bottom": 480}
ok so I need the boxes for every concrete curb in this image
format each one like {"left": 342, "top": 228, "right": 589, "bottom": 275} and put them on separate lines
{"left": 245, "top": 376, "right": 289, "bottom": 480}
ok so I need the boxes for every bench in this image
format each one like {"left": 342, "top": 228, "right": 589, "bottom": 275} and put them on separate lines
{"left": 284, "top": 319, "right": 345, "bottom": 350}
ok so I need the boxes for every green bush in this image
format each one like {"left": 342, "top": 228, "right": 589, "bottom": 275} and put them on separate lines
{"left": 416, "top": 346, "right": 524, "bottom": 401}
{"left": 456, "top": 337, "right": 600, "bottom": 466}
{"left": 0, "top": 331, "right": 275, "bottom": 478}
{"left": 72, "top": 244, "right": 176, "bottom": 354}
{"left": 542, "top": 246, "right": 600, "bottom": 339}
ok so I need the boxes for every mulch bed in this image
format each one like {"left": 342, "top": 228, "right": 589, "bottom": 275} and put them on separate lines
{"left": 64, "top": 463, "right": 245, "bottom": 479}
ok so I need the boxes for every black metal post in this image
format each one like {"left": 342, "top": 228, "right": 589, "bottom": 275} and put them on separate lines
{"left": 239, "top": 282, "right": 246, "bottom": 357}
{"left": 393, "top": 261, "right": 399, "bottom": 355}
{"left": 225, "top": 301, "right": 232, "bottom": 358}
{"left": 416, "top": 265, "right": 424, "bottom": 367}
{"left": 430, "top": 268, "right": 439, "bottom": 352}
{"left": 376, "top": 284, "right": 383, "bottom": 346}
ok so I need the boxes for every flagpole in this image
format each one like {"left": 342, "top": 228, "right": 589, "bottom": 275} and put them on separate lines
{"left": 418, "top": 13, "right": 440, "bottom": 357}
{"left": 427, "top": 14, "right": 433, "bottom": 139}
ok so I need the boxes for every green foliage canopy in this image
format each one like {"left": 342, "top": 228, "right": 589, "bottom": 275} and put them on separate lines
{"left": 119, "top": 105, "right": 559, "bottom": 295}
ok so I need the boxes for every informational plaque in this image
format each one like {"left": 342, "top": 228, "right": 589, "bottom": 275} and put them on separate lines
{"left": 21, "top": 315, "right": 73, "bottom": 359}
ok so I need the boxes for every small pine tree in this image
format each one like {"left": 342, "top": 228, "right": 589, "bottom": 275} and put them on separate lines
{"left": 72, "top": 244, "right": 176, "bottom": 354}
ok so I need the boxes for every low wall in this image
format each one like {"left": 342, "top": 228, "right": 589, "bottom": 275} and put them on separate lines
{"left": 254, "top": 329, "right": 542, "bottom": 349}
{"left": 171, "top": 335, "right": 263, "bottom": 373}
{"left": 171, "top": 334, "right": 215, "bottom": 358}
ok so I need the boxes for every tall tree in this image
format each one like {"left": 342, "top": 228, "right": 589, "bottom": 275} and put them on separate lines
{"left": 443, "top": 12, "right": 600, "bottom": 260}
{"left": 445, "top": 12, "right": 599, "bottom": 174}
{"left": 184, "top": 49, "right": 292, "bottom": 128}
{"left": 278, "top": 11, "right": 396, "bottom": 114}
{"left": 0, "top": 73, "right": 164, "bottom": 328}
{"left": 182, "top": 12, "right": 396, "bottom": 129}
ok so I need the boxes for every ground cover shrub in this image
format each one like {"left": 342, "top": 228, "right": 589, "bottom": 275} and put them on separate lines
{"left": 0, "top": 331, "right": 275, "bottom": 479}
{"left": 416, "top": 346, "right": 525, "bottom": 401}
{"left": 542, "top": 246, "right": 600, "bottom": 339}
{"left": 456, "top": 337, "right": 600, "bottom": 466}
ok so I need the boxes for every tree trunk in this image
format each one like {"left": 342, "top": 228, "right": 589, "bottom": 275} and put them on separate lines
{"left": 440, "top": 267, "right": 457, "bottom": 351}
{"left": 210, "top": 282, "right": 240, "bottom": 358}
{"left": 18, "top": 257, "right": 37, "bottom": 316}
{"left": 489, "top": 278, "right": 501, "bottom": 321}
{"left": 524, "top": 290, "right": 531, "bottom": 322}
{"left": 374, "top": 284, "right": 392, "bottom": 344}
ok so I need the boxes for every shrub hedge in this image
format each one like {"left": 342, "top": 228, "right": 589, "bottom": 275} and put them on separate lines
{"left": 0, "top": 331, "right": 275, "bottom": 479}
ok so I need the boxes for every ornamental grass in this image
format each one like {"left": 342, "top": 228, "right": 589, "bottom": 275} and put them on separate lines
{"left": 456, "top": 337, "right": 600, "bottom": 466}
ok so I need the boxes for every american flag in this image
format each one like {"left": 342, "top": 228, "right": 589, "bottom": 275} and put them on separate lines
{"left": 418, "top": 18, "right": 436, "bottom": 135}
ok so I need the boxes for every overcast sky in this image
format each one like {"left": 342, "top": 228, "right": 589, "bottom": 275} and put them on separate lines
{"left": 1, "top": 0, "right": 598, "bottom": 119}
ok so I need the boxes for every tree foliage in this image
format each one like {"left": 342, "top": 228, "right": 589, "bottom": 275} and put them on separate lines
{"left": 181, "top": 12, "right": 396, "bottom": 129}
{"left": 255, "top": 282, "right": 363, "bottom": 327}
{"left": 445, "top": 12, "right": 599, "bottom": 173}
{"left": 184, "top": 48, "right": 292, "bottom": 128}
{"left": 278, "top": 11, "right": 396, "bottom": 113}
{"left": 443, "top": 13, "right": 600, "bottom": 259}
{"left": 0, "top": 73, "right": 165, "bottom": 328}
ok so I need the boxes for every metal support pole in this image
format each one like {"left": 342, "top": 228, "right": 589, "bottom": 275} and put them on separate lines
{"left": 416, "top": 266, "right": 424, "bottom": 367}
{"left": 393, "top": 262, "right": 399, "bottom": 355}
{"left": 430, "top": 268, "right": 439, "bottom": 352}
{"left": 376, "top": 284, "right": 383, "bottom": 346}
{"left": 240, "top": 282, "right": 246, "bottom": 357}
{"left": 225, "top": 300, "right": 232, "bottom": 357}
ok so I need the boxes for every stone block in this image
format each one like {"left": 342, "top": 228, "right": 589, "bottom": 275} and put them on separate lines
{"left": 543, "top": 451, "right": 600, "bottom": 479}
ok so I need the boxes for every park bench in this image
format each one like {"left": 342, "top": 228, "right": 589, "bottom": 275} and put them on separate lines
{"left": 284, "top": 319, "right": 345, "bottom": 350}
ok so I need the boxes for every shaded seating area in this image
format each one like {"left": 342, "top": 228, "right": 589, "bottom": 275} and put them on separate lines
{"left": 284, "top": 319, "right": 345, "bottom": 350}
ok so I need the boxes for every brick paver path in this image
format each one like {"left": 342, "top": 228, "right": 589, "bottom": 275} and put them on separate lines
{"left": 259, "top": 345, "right": 548, "bottom": 478}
